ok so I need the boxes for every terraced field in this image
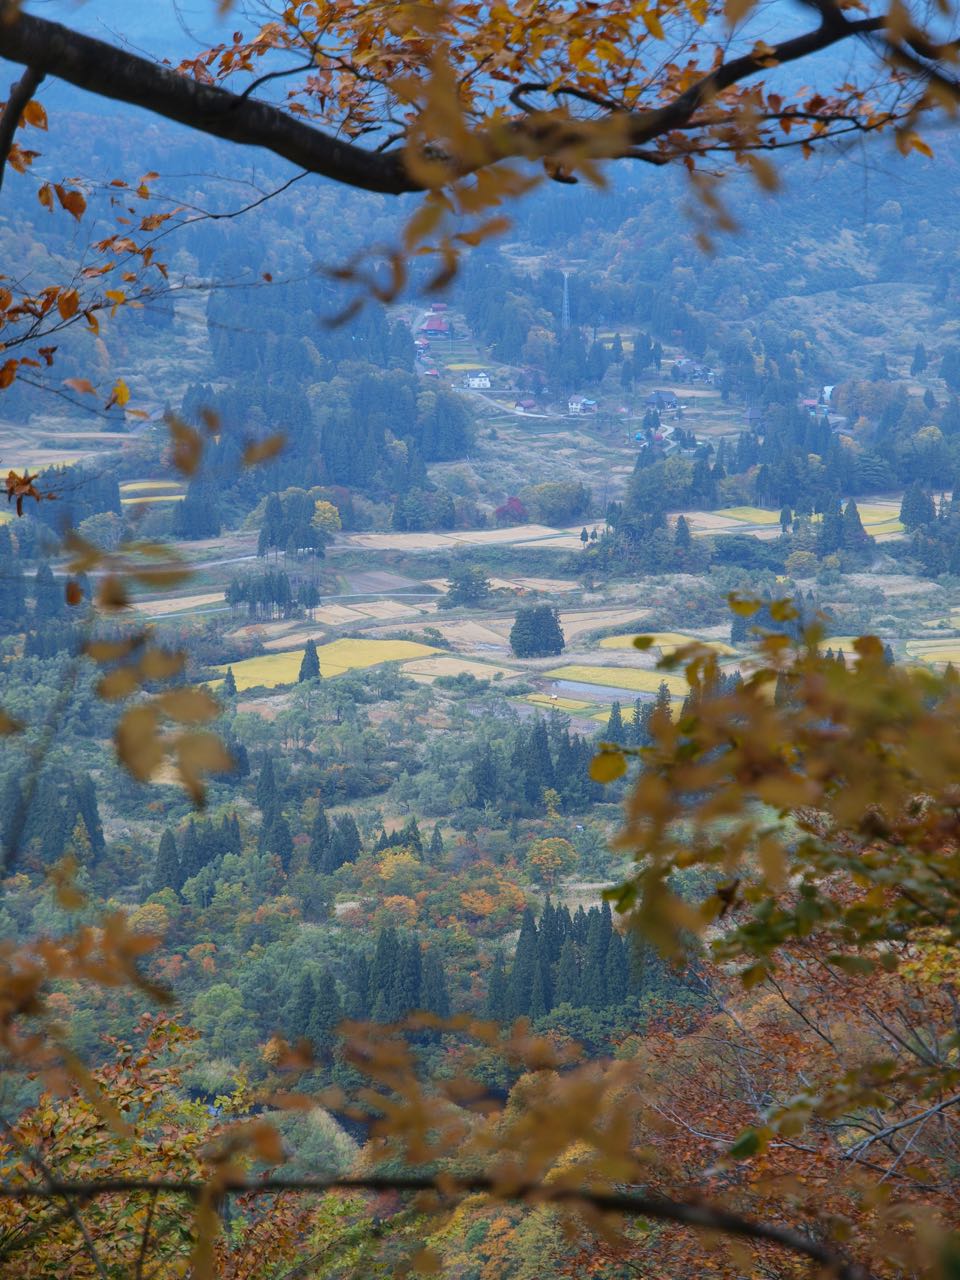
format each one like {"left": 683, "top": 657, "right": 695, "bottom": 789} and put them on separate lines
{"left": 220, "top": 638, "right": 441, "bottom": 690}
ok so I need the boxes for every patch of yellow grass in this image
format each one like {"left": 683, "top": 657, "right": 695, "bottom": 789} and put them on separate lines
{"left": 906, "top": 639, "right": 960, "bottom": 664}
{"left": 526, "top": 693, "right": 594, "bottom": 711}
{"left": 714, "top": 506, "right": 782, "bottom": 525}
{"left": 856, "top": 503, "right": 902, "bottom": 521}
{"left": 599, "top": 631, "right": 737, "bottom": 655}
{"left": 545, "top": 664, "right": 689, "bottom": 696}
{"left": 120, "top": 480, "right": 184, "bottom": 493}
{"left": 446, "top": 362, "right": 485, "bottom": 371}
{"left": 865, "top": 518, "right": 904, "bottom": 535}
{"left": 221, "top": 638, "right": 440, "bottom": 690}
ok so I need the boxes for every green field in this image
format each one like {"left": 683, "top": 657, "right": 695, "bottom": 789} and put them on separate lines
{"left": 544, "top": 664, "right": 689, "bottom": 696}
{"left": 221, "top": 638, "right": 440, "bottom": 691}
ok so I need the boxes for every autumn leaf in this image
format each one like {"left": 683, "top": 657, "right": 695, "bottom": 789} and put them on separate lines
{"left": 242, "top": 433, "right": 286, "bottom": 466}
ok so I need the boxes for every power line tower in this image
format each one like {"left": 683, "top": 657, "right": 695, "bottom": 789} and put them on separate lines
{"left": 560, "top": 270, "right": 571, "bottom": 332}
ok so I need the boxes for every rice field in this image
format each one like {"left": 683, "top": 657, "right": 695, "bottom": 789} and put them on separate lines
{"left": 544, "top": 664, "right": 690, "bottom": 696}
{"left": 401, "top": 655, "right": 521, "bottom": 681}
{"left": 714, "top": 506, "right": 783, "bottom": 525}
{"left": 220, "top": 638, "right": 440, "bottom": 690}
{"left": 906, "top": 639, "right": 960, "bottom": 664}
{"left": 446, "top": 362, "right": 485, "bottom": 371}
{"left": 526, "top": 693, "right": 595, "bottom": 711}
{"left": 598, "top": 631, "right": 737, "bottom": 655}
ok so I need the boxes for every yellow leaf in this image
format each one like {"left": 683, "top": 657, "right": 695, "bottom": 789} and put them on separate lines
{"left": 106, "top": 377, "right": 131, "bottom": 409}
{"left": 590, "top": 751, "right": 627, "bottom": 783}
{"left": 97, "top": 575, "right": 129, "bottom": 610}
{"left": 725, "top": 0, "right": 756, "bottom": 23}
{"left": 57, "top": 288, "right": 80, "bottom": 321}
{"left": 166, "top": 415, "right": 203, "bottom": 475}
{"left": 138, "top": 648, "right": 186, "bottom": 680}
{"left": 745, "top": 154, "right": 780, "bottom": 191}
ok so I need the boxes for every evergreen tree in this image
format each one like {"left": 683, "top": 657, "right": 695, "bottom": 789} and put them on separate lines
{"left": 371, "top": 927, "right": 401, "bottom": 1021}
{"left": 266, "top": 813, "right": 294, "bottom": 871}
{"left": 674, "top": 514, "right": 692, "bottom": 550}
{"left": 579, "top": 908, "right": 609, "bottom": 1009}
{"left": 397, "top": 938, "right": 423, "bottom": 1015}
{"left": 346, "top": 952, "right": 370, "bottom": 1019}
{"left": 428, "top": 823, "right": 444, "bottom": 862}
{"left": 308, "top": 805, "right": 331, "bottom": 872}
{"left": 299, "top": 639, "right": 321, "bottom": 682}
{"left": 554, "top": 936, "right": 580, "bottom": 1005}
{"left": 309, "top": 968, "right": 343, "bottom": 1045}
{"left": 529, "top": 958, "right": 548, "bottom": 1020}
{"left": 605, "top": 701, "right": 624, "bottom": 740}
{"left": 153, "top": 828, "right": 181, "bottom": 894}
{"left": 911, "top": 341, "right": 928, "bottom": 376}
{"left": 841, "top": 500, "right": 870, "bottom": 549}
{"left": 71, "top": 776, "right": 105, "bottom": 857}
{"left": 421, "top": 948, "right": 450, "bottom": 1017}
{"left": 289, "top": 971, "right": 318, "bottom": 1039}
{"left": 508, "top": 908, "right": 539, "bottom": 1017}
{"left": 256, "top": 756, "right": 278, "bottom": 815}
{"left": 509, "top": 604, "right": 565, "bottom": 658}
{"left": 322, "top": 813, "right": 362, "bottom": 872}
{"left": 603, "top": 930, "right": 629, "bottom": 1005}
{"left": 222, "top": 667, "right": 238, "bottom": 697}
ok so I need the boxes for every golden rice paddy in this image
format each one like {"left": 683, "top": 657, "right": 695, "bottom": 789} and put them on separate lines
{"left": 220, "top": 638, "right": 440, "bottom": 690}
{"left": 599, "top": 631, "right": 737, "bottom": 655}
{"left": 544, "top": 664, "right": 689, "bottom": 696}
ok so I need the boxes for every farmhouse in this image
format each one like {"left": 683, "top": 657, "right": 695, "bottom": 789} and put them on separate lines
{"left": 420, "top": 315, "right": 449, "bottom": 334}
{"left": 645, "top": 390, "right": 678, "bottom": 411}
{"left": 568, "top": 396, "right": 598, "bottom": 415}
{"left": 465, "top": 372, "right": 492, "bottom": 389}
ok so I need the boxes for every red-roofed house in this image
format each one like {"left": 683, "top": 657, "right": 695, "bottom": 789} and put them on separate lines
{"left": 420, "top": 316, "right": 449, "bottom": 334}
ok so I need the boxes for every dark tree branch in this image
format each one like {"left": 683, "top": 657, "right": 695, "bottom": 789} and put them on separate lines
{"left": 0, "top": 3, "right": 901, "bottom": 198}
{"left": 0, "top": 62, "right": 43, "bottom": 190}
{"left": 0, "top": 1172, "right": 875, "bottom": 1280}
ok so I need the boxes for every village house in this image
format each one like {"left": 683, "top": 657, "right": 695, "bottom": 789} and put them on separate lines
{"left": 420, "top": 315, "right": 449, "bottom": 335}
{"left": 568, "top": 396, "right": 598, "bottom": 415}
{"left": 465, "top": 372, "right": 491, "bottom": 389}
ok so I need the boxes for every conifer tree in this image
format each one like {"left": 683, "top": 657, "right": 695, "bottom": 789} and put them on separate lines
{"left": 428, "top": 823, "right": 444, "bottom": 862}
{"left": 33, "top": 562, "right": 62, "bottom": 620}
{"left": 346, "top": 952, "right": 370, "bottom": 1019}
{"left": 605, "top": 701, "right": 624, "bottom": 740}
{"left": 325, "top": 813, "right": 362, "bottom": 871}
{"left": 554, "top": 936, "right": 580, "bottom": 1005}
{"left": 421, "top": 948, "right": 450, "bottom": 1017}
{"left": 153, "top": 828, "right": 181, "bottom": 894}
{"left": 529, "top": 959, "right": 548, "bottom": 1020}
{"left": 222, "top": 667, "right": 238, "bottom": 697}
{"left": 71, "top": 776, "right": 105, "bottom": 857}
{"left": 308, "top": 805, "right": 331, "bottom": 872}
{"left": 256, "top": 756, "right": 278, "bottom": 815}
{"left": 603, "top": 930, "right": 629, "bottom": 1004}
{"left": 289, "top": 971, "right": 318, "bottom": 1039}
{"left": 508, "top": 908, "right": 539, "bottom": 1017}
{"left": 309, "top": 968, "right": 343, "bottom": 1046}
{"left": 371, "top": 927, "right": 401, "bottom": 1021}
{"left": 298, "top": 639, "right": 321, "bottom": 682}
{"left": 267, "top": 813, "right": 294, "bottom": 871}
{"left": 397, "top": 938, "right": 423, "bottom": 1015}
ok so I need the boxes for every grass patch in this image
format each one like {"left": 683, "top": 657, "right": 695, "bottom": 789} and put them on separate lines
{"left": 715, "top": 506, "right": 782, "bottom": 525}
{"left": 544, "top": 664, "right": 689, "bottom": 696}
{"left": 221, "top": 638, "right": 440, "bottom": 690}
{"left": 599, "top": 631, "right": 737, "bottom": 655}
{"left": 526, "top": 693, "right": 595, "bottom": 711}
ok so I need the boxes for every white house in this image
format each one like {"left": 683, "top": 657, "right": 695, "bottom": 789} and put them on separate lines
{"left": 568, "top": 396, "right": 598, "bottom": 415}
{"left": 465, "top": 372, "right": 491, "bottom": 389}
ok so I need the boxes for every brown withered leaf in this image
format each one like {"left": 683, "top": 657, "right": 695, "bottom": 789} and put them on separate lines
{"left": 157, "top": 688, "right": 220, "bottom": 724}
{"left": 242, "top": 433, "right": 286, "bottom": 467}
{"left": 115, "top": 705, "right": 165, "bottom": 781}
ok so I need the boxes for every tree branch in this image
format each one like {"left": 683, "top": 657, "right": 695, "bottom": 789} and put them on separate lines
{"left": 0, "top": 1172, "right": 875, "bottom": 1279}
{"left": 0, "top": 63, "right": 43, "bottom": 190}
{"left": 845, "top": 1091, "right": 960, "bottom": 1158}
{"left": 0, "top": 3, "right": 897, "bottom": 199}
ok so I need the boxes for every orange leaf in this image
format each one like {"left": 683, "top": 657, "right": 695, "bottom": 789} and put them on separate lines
{"left": 21, "top": 99, "right": 47, "bottom": 130}
{"left": 242, "top": 433, "right": 286, "bottom": 466}
{"left": 57, "top": 288, "right": 80, "bottom": 321}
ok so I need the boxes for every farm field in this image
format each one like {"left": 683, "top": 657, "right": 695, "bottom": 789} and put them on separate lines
{"left": 544, "top": 664, "right": 690, "bottom": 696}
{"left": 598, "top": 631, "right": 737, "bottom": 655}
{"left": 400, "top": 655, "right": 522, "bottom": 682}
{"left": 220, "top": 638, "right": 441, "bottom": 690}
